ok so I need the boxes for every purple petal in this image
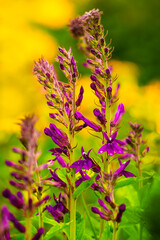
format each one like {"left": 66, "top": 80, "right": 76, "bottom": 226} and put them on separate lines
{"left": 123, "top": 171, "right": 136, "bottom": 178}
{"left": 106, "top": 144, "right": 115, "bottom": 156}
{"left": 32, "top": 228, "right": 44, "bottom": 240}
{"left": 56, "top": 155, "right": 67, "bottom": 168}
{"left": 102, "top": 131, "right": 109, "bottom": 142}
{"left": 98, "top": 144, "right": 107, "bottom": 154}
{"left": 115, "top": 139, "right": 126, "bottom": 146}
{"left": 111, "top": 131, "right": 118, "bottom": 141}
{"left": 112, "top": 103, "right": 125, "bottom": 125}
{"left": 98, "top": 199, "right": 110, "bottom": 212}
{"left": 114, "top": 160, "right": 130, "bottom": 177}
{"left": 112, "top": 143, "right": 123, "bottom": 155}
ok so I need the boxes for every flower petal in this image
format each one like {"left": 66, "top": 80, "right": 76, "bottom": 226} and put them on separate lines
{"left": 98, "top": 144, "right": 108, "bottom": 154}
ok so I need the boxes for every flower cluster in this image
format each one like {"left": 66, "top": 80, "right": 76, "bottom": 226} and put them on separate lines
{"left": 1, "top": 116, "right": 50, "bottom": 239}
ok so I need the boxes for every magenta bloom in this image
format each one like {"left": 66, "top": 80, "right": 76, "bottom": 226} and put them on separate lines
{"left": 75, "top": 170, "right": 90, "bottom": 187}
{"left": 44, "top": 193, "right": 68, "bottom": 223}
{"left": 115, "top": 159, "right": 136, "bottom": 178}
{"left": 98, "top": 131, "right": 124, "bottom": 156}
{"left": 91, "top": 199, "right": 113, "bottom": 221}
{"left": 70, "top": 147, "right": 100, "bottom": 173}
{"left": 75, "top": 111, "right": 102, "bottom": 132}
{"left": 114, "top": 160, "right": 135, "bottom": 178}
{"left": 112, "top": 103, "right": 125, "bottom": 126}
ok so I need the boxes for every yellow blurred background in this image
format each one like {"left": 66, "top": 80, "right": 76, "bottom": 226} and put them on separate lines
{"left": 0, "top": 0, "right": 160, "bottom": 145}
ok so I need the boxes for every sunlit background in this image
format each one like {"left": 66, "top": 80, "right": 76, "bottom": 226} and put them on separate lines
{"left": 0, "top": 0, "right": 160, "bottom": 239}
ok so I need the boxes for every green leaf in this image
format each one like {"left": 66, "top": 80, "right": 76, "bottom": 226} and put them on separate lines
{"left": 43, "top": 216, "right": 59, "bottom": 226}
{"left": 76, "top": 213, "right": 85, "bottom": 240}
{"left": 123, "top": 225, "right": 139, "bottom": 240}
{"left": 101, "top": 222, "right": 112, "bottom": 240}
{"left": 124, "top": 207, "right": 143, "bottom": 224}
{"left": 56, "top": 168, "right": 68, "bottom": 185}
{"left": 115, "top": 177, "right": 146, "bottom": 189}
{"left": 73, "top": 174, "right": 97, "bottom": 199}
{"left": 82, "top": 234, "right": 93, "bottom": 240}
{"left": 44, "top": 222, "right": 70, "bottom": 240}
{"left": 63, "top": 212, "right": 85, "bottom": 240}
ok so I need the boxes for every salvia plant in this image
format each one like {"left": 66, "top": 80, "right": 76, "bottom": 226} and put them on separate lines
{"left": 0, "top": 9, "right": 151, "bottom": 240}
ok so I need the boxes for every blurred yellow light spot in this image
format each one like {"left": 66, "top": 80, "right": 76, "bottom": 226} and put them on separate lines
{"left": 30, "top": 0, "right": 74, "bottom": 28}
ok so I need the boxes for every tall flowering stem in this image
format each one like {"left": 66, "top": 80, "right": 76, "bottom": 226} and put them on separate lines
{"left": 69, "top": 9, "right": 132, "bottom": 240}
{"left": 33, "top": 47, "right": 82, "bottom": 240}
{"left": 2, "top": 116, "right": 50, "bottom": 240}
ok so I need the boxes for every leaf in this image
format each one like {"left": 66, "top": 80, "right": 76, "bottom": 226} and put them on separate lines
{"left": 56, "top": 168, "right": 68, "bottom": 185}
{"left": 123, "top": 225, "right": 139, "bottom": 239}
{"left": 76, "top": 214, "right": 85, "bottom": 240}
{"left": 44, "top": 222, "right": 70, "bottom": 240}
{"left": 73, "top": 174, "right": 97, "bottom": 199}
{"left": 124, "top": 207, "right": 143, "bottom": 224}
{"left": 43, "top": 216, "right": 59, "bottom": 226}
{"left": 63, "top": 212, "right": 85, "bottom": 240}
{"left": 82, "top": 234, "right": 93, "bottom": 240}
{"left": 101, "top": 222, "right": 112, "bottom": 240}
{"left": 115, "top": 177, "right": 146, "bottom": 189}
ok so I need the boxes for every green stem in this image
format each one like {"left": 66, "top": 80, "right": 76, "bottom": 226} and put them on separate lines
{"left": 25, "top": 215, "right": 32, "bottom": 240}
{"left": 70, "top": 81, "right": 76, "bottom": 240}
{"left": 99, "top": 218, "right": 105, "bottom": 240}
{"left": 81, "top": 195, "right": 98, "bottom": 240}
{"left": 136, "top": 140, "right": 143, "bottom": 240}
{"left": 35, "top": 162, "right": 44, "bottom": 240}
{"left": 25, "top": 186, "right": 32, "bottom": 240}
{"left": 112, "top": 221, "right": 117, "bottom": 240}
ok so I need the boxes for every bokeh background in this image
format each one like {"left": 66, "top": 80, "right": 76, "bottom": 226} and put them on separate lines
{"left": 0, "top": 0, "right": 160, "bottom": 239}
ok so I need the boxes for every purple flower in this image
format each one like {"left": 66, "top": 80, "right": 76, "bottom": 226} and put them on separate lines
{"left": 2, "top": 189, "right": 24, "bottom": 209}
{"left": 70, "top": 147, "right": 100, "bottom": 173}
{"left": 98, "top": 131, "right": 124, "bottom": 156}
{"left": 0, "top": 205, "right": 10, "bottom": 240}
{"left": 91, "top": 183, "right": 104, "bottom": 193}
{"left": 91, "top": 199, "right": 113, "bottom": 221}
{"left": 90, "top": 83, "right": 105, "bottom": 102}
{"left": 93, "top": 108, "right": 106, "bottom": 126}
{"left": 44, "top": 194, "right": 68, "bottom": 223}
{"left": 76, "top": 86, "right": 84, "bottom": 107}
{"left": 44, "top": 123, "right": 70, "bottom": 148}
{"left": 106, "top": 66, "right": 113, "bottom": 75}
{"left": 55, "top": 154, "right": 67, "bottom": 168}
{"left": 112, "top": 103, "right": 125, "bottom": 126}
{"left": 32, "top": 228, "right": 44, "bottom": 240}
{"left": 8, "top": 212, "right": 26, "bottom": 233}
{"left": 75, "top": 170, "right": 90, "bottom": 187}
{"left": 49, "top": 148, "right": 69, "bottom": 157}
{"left": 44, "top": 168, "right": 67, "bottom": 188}
{"left": 114, "top": 159, "right": 136, "bottom": 178}
{"left": 116, "top": 204, "right": 126, "bottom": 223}
{"left": 75, "top": 111, "right": 102, "bottom": 132}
